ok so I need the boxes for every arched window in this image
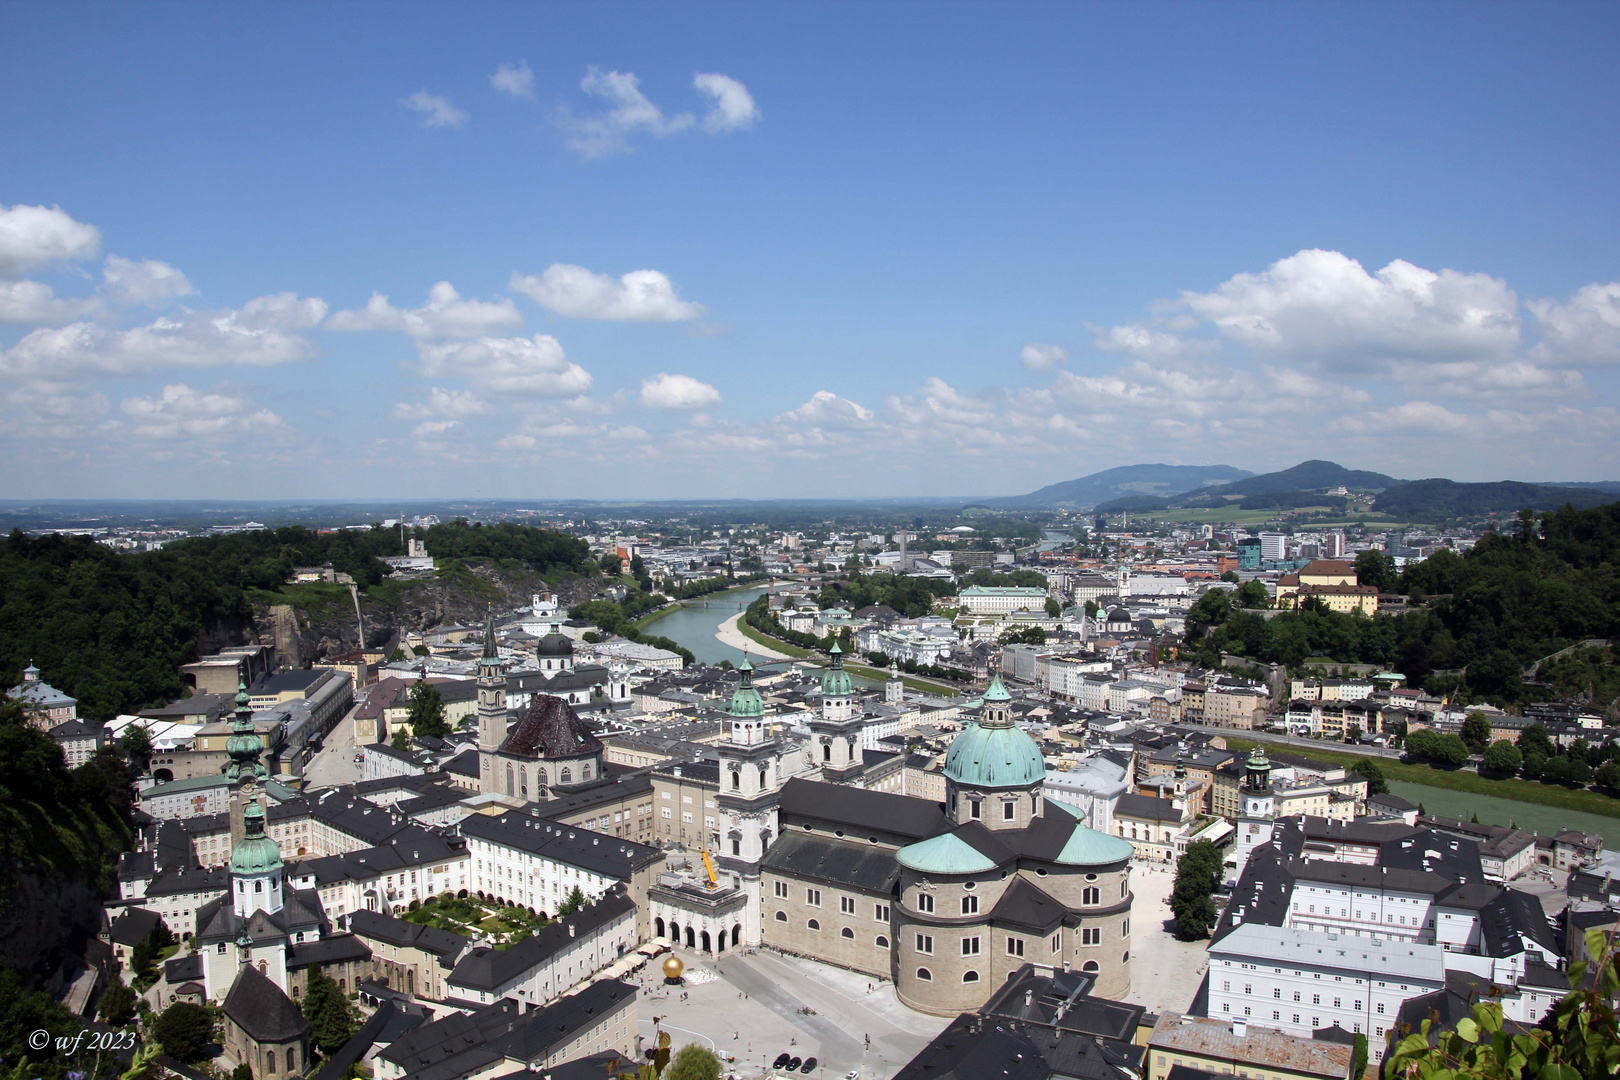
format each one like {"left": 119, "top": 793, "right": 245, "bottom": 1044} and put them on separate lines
{"left": 582, "top": 763, "right": 592, "bottom": 780}
{"left": 807, "top": 919, "right": 820, "bottom": 931}
{"left": 916, "top": 967, "right": 932, "bottom": 981}
{"left": 759, "top": 766, "right": 768, "bottom": 788}
{"left": 961, "top": 896, "right": 979, "bottom": 915}
{"left": 520, "top": 770, "right": 527, "bottom": 798}
{"left": 876, "top": 935, "right": 889, "bottom": 948}
{"left": 258, "top": 960, "right": 267, "bottom": 975}
{"left": 266, "top": 1051, "right": 276, "bottom": 1074}
{"left": 732, "top": 771, "right": 741, "bottom": 790}
{"left": 776, "top": 911, "right": 788, "bottom": 922}
{"left": 963, "top": 970, "right": 979, "bottom": 983}
{"left": 561, "top": 767, "right": 572, "bottom": 784}
{"left": 1082, "top": 960, "right": 1100, "bottom": 973}
{"left": 823, "top": 744, "right": 831, "bottom": 762}
{"left": 287, "top": 1049, "right": 296, "bottom": 1071}
{"left": 505, "top": 764, "right": 514, "bottom": 796}
{"left": 1082, "top": 887, "right": 1100, "bottom": 905}
{"left": 256, "top": 879, "right": 263, "bottom": 892}
{"left": 538, "top": 768, "right": 548, "bottom": 786}
{"left": 841, "top": 927, "right": 854, "bottom": 939}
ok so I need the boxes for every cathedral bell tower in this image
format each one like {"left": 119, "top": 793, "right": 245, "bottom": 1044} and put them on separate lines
{"left": 809, "top": 644, "right": 866, "bottom": 784}
{"left": 715, "top": 657, "right": 783, "bottom": 947}
{"left": 476, "top": 607, "right": 508, "bottom": 795}
{"left": 223, "top": 678, "right": 267, "bottom": 849}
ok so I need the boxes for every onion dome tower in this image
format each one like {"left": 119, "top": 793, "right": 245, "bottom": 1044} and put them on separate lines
{"left": 230, "top": 796, "right": 284, "bottom": 918}
{"left": 716, "top": 654, "right": 783, "bottom": 945}
{"left": 223, "top": 678, "right": 267, "bottom": 786}
{"left": 811, "top": 644, "right": 866, "bottom": 783}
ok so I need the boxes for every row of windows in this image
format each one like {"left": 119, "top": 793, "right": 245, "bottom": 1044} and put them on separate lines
{"left": 771, "top": 912, "right": 889, "bottom": 947}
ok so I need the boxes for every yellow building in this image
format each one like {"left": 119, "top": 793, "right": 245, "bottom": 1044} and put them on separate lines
{"left": 1148, "top": 1013, "right": 1354, "bottom": 1080}
{"left": 1276, "top": 560, "right": 1377, "bottom": 615}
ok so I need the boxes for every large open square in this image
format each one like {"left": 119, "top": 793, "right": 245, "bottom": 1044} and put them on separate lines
{"left": 1123, "top": 858, "right": 1210, "bottom": 1017}
{"left": 633, "top": 948, "right": 949, "bottom": 1080}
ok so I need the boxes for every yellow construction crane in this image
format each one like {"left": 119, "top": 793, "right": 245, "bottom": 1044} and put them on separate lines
{"left": 701, "top": 849, "right": 718, "bottom": 890}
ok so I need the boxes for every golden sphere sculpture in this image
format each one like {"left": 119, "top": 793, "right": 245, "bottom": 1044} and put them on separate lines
{"left": 662, "top": 955, "right": 685, "bottom": 981}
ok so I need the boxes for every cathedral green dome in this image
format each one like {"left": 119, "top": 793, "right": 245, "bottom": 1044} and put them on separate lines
{"left": 728, "top": 658, "right": 764, "bottom": 719}
{"left": 821, "top": 643, "right": 854, "bottom": 698}
{"left": 230, "top": 799, "right": 283, "bottom": 877}
{"left": 943, "top": 719, "right": 1046, "bottom": 790}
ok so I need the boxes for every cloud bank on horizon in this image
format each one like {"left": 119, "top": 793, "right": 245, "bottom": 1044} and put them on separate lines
{"left": 3, "top": 196, "right": 1616, "bottom": 496}
{"left": 1, "top": 7, "right": 1617, "bottom": 499}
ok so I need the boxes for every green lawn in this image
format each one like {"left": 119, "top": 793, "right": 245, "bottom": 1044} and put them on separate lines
{"left": 736, "top": 618, "right": 815, "bottom": 658}
{"left": 1224, "top": 733, "right": 1620, "bottom": 819}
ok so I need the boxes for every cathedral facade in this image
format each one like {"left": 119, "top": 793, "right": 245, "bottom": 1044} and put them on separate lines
{"left": 656, "top": 659, "right": 1136, "bottom": 1017}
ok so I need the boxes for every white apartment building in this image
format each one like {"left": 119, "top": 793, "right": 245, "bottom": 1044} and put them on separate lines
{"left": 1259, "top": 533, "right": 1287, "bottom": 562}
{"left": 1210, "top": 924, "right": 1445, "bottom": 1052}
{"left": 957, "top": 585, "right": 1048, "bottom": 615}
{"left": 460, "top": 812, "right": 662, "bottom": 932}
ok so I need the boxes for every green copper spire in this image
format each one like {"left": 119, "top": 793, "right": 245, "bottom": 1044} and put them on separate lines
{"left": 223, "top": 677, "right": 267, "bottom": 785}
{"left": 728, "top": 654, "right": 765, "bottom": 719}
{"left": 821, "top": 641, "right": 854, "bottom": 698}
{"left": 230, "top": 796, "right": 283, "bottom": 877}
{"left": 482, "top": 604, "right": 498, "bottom": 661}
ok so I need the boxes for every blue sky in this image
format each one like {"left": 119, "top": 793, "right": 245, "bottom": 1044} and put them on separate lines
{"left": 2, "top": 2, "right": 1618, "bottom": 499}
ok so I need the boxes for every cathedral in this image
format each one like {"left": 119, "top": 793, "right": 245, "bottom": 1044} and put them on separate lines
{"left": 653, "top": 652, "right": 1137, "bottom": 1017}
{"left": 478, "top": 612, "right": 615, "bottom": 799}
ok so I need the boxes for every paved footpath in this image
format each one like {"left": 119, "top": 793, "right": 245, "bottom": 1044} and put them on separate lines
{"left": 632, "top": 947, "right": 947, "bottom": 1079}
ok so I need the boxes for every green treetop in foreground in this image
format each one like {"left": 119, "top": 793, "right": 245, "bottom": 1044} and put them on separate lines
{"left": 1386, "top": 927, "right": 1620, "bottom": 1080}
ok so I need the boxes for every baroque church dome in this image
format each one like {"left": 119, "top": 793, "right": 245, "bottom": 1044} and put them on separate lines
{"left": 943, "top": 674, "right": 1045, "bottom": 790}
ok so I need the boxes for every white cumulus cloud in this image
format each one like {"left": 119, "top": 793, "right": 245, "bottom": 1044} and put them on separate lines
{"left": 1179, "top": 248, "right": 1521, "bottom": 370}
{"left": 400, "top": 90, "right": 468, "bottom": 129}
{"left": 1332, "top": 400, "right": 1471, "bottom": 436}
{"left": 1020, "top": 343, "right": 1068, "bottom": 371}
{"left": 0, "top": 204, "right": 102, "bottom": 277}
{"left": 1530, "top": 282, "right": 1620, "bottom": 364}
{"left": 417, "top": 334, "right": 593, "bottom": 397}
{"left": 556, "top": 68, "right": 758, "bottom": 158}
{"left": 491, "top": 61, "right": 535, "bottom": 99}
{"left": 0, "top": 293, "right": 327, "bottom": 380}
{"left": 392, "top": 387, "right": 492, "bottom": 420}
{"left": 120, "top": 383, "right": 283, "bottom": 439}
{"left": 104, "top": 255, "right": 193, "bottom": 306}
{"left": 510, "top": 264, "right": 702, "bottom": 322}
{"left": 0, "top": 280, "right": 101, "bottom": 324}
{"left": 778, "top": 390, "right": 874, "bottom": 426}
{"left": 639, "top": 372, "right": 720, "bottom": 410}
{"left": 327, "top": 282, "right": 521, "bottom": 339}
{"left": 693, "top": 73, "right": 759, "bottom": 132}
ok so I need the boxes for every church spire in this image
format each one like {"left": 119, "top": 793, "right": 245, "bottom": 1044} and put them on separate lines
{"left": 223, "top": 677, "right": 266, "bottom": 786}
{"left": 482, "top": 604, "right": 497, "bottom": 660}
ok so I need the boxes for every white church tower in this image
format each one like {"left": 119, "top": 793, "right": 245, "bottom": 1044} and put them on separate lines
{"left": 714, "top": 658, "right": 785, "bottom": 947}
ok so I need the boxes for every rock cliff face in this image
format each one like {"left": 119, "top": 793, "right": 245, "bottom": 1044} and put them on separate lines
{"left": 245, "top": 568, "right": 602, "bottom": 664}
{"left": 0, "top": 865, "right": 105, "bottom": 976}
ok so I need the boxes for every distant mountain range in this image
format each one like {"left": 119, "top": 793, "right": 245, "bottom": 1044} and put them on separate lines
{"left": 992, "top": 463, "right": 1252, "bottom": 509}
{"left": 1007, "top": 459, "right": 1620, "bottom": 519}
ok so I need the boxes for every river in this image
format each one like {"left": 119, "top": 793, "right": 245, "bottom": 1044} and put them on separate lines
{"left": 1386, "top": 779, "right": 1620, "bottom": 846}
{"left": 642, "top": 586, "right": 776, "bottom": 667}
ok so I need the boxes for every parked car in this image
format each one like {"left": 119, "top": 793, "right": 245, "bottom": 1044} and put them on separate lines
{"left": 800, "top": 1058, "right": 817, "bottom": 1073}
{"left": 788, "top": 1058, "right": 802, "bottom": 1071}
{"left": 774, "top": 1054, "right": 793, "bottom": 1070}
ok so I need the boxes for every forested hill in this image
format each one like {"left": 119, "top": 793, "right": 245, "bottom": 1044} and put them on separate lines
{"left": 1186, "top": 501, "right": 1620, "bottom": 707}
{"left": 0, "top": 522, "right": 593, "bottom": 720}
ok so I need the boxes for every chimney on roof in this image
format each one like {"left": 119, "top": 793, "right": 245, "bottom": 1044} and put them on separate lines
{"left": 1232, "top": 1017, "right": 1247, "bottom": 1037}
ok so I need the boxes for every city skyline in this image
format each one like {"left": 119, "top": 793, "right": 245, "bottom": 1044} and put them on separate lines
{"left": 3, "top": 3, "right": 1618, "bottom": 499}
